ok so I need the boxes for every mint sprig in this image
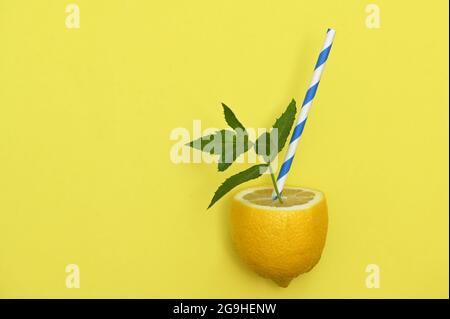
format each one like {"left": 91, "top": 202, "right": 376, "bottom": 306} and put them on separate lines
{"left": 187, "top": 99, "right": 297, "bottom": 208}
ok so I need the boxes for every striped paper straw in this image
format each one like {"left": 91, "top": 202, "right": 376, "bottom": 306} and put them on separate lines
{"left": 273, "top": 28, "right": 335, "bottom": 198}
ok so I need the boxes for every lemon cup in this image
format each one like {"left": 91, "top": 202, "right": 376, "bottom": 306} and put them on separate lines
{"left": 230, "top": 186, "right": 328, "bottom": 287}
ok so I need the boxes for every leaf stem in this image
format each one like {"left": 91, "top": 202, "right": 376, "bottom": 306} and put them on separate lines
{"left": 268, "top": 165, "right": 283, "bottom": 204}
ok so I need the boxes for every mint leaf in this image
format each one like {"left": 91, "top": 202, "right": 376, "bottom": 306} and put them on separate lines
{"left": 208, "top": 164, "right": 269, "bottom": 208}
{"left": 254, "top": 99, "right": 296, "bottom": 161}
{"left": 187, "top": 130, "right": 253, "bottom": 171}
{"left": 187, "top": 132, "right": 218, "bottom": 154}
{"left": 222, "top": 103, "right": 245, "bottom": 131}
{"left": 273, "top": 99, "right": 297, "bottom": 152}
{"left": 254, "top": 131, "right": 274, "bottom": 162}
{"left": 187, "top": 103, "right": 251, "bottom": 171}
{"left": 217, "top": 129, "right": 253, "bottom": 171}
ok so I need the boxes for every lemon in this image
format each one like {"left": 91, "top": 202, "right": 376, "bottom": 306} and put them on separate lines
{"left": 230, "top": 186, "right": 328, "bottom": 287}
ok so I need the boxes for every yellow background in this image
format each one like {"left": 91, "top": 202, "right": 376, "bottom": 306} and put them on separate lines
{"left": 0, "top": 0, "right": 448, "bottom": 298}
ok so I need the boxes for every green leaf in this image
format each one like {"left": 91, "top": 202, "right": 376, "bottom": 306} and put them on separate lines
{"left": 217, "top": 130, "right": 253, "bottom": 171}
{"left": 208, "top": 164, "right": 269, "bottom": 209}
{"left": 254, "top": 99, "right": 297, "bottom": 161}
{"left": 187, "top": 130, "right": 253, "bottom": 171}
{"left": 187, "top": 103, "right": 251, "bottom": 171}
{"left": 222, "top": 103, "right": 245, "bottom": 131}
{"left": 187, "top": 132, "right": 218, "bottom": 154}
{"left": 254, "top": 131, "right": 274, "bottom": 162}
{"left": 273, "top": 98, "right": 297, "bottom": 152}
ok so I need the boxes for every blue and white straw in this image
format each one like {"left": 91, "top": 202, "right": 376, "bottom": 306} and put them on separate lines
{"left": 273, "top": 28, "right": 335, "bottom": 198}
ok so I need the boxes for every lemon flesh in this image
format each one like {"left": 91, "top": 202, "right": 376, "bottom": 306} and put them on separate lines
{"left": 242, "top": 188, "right": 317, "bottom": 207}
{"left": 230, "top": 186, "right": 328, "bottom": 287}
